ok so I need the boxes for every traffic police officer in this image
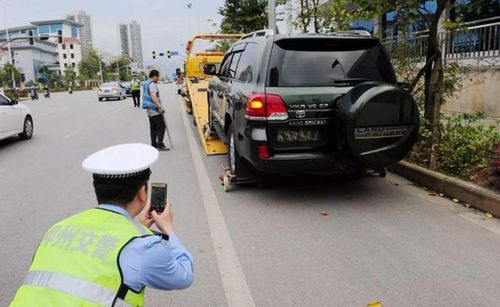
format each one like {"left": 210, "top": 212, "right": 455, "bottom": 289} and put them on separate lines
{"left": 10, "top": 143, "right": 194, "bottom": 306}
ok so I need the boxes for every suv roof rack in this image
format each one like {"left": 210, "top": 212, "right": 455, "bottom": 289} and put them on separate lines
{"left": 240, "top": 29, "right": 274, "bottom": 41}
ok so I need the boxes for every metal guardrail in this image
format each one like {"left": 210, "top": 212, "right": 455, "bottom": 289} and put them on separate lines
{"left": 382, "top": 21, "right": 500, "bottom": 61}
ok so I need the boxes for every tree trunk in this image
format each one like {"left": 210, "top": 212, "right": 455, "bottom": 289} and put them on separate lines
{"left": 299, "top": 0, "right": 311, "bottom": 32}
{"left": 424, "top": 0, "right": 448, "bottom": 170}
{"left": 313, "top": 0, "right": 320, "bottom": 33}
{"left": 427, "top": 53, "right": 444, "bottom": 170}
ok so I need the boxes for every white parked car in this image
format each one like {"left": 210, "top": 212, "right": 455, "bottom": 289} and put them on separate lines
{"left": 0, "top": 93, "right": 33, "bottom": 141}
{"left": 97, "top": 82, "right": 127, "bottom": 101}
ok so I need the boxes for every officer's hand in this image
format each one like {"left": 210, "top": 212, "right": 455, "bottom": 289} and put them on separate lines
{"left": 152, "top": 203, "right": 174, "bottom": 235}
{"left": 137, "top": 201, "right": 154, "bottom": 228}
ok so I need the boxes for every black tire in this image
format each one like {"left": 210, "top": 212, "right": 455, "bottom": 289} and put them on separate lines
{"left": 228, "top": 124, "right": 242, "bottom": 176}
{"left": 19, "top": 116, "right": 33, "bottom": 140}
{"left": 98, "top": 98, "right": 103, "bottom": 101}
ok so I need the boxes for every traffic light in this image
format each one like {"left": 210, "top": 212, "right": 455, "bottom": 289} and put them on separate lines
{"left": 21, "top": 74, "right": 26, "bottom": 83}
{"left": 176, "top": 68, "right": 181, "bottom": 77}
{"left": 167, "top": 50, "right": 171, "bottom": 59}
{"left": 57, "top": 29, "right": 63, "bottom": 44}
{"left": 152, "top": 51, "right": 156, "bottom": 59}
{"left": 27, "top": 30, "right": 34, "bottom": 45}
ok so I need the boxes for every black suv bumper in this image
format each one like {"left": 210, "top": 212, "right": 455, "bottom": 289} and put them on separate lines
{"left": 248, "top": 150, "right": 361, "bottom": 175}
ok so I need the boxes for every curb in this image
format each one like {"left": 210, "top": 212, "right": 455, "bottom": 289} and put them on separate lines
{"left": 388, "top": 161, "right": 500, "bottom": 217}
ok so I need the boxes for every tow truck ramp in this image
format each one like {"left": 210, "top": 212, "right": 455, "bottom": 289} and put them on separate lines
{"left": 181, "top": 33, "right": 243, "bottom": 156}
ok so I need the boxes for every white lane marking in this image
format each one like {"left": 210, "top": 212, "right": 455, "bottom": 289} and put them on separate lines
{"left": 63, "top": 128, "right": 85, "bottom": 139}
{"left": 460, "top": 212, "right": 500, "bottom": 236}
{"left": 181, "top": 104, "right": 256, "bottom": 307}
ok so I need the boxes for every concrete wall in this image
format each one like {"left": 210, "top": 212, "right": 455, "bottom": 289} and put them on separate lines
{"left": 443, "top": 66, "right": 500, "bottom": 119}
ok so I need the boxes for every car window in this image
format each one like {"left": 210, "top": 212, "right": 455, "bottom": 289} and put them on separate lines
{"left": 236, "top": 43, "right": 258, "bottom": 83}
{"left": 0, "top": 95, "right": 10, "bottom": 106}
{"left": 219, "top": 53, "right": 233, "bottom": 78}
{"left": 267, "top": 38, "right": 396, "bottom": 87}
{"left": 227, "top": 51, "right": 243, "bottom": 79}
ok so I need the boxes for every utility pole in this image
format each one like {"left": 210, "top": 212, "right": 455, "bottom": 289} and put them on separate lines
{"left": 4, "top": 25, "right": 16, "bottom": 88}
{"left": 268, "top": 0, "right": 277, "bottom": 33}
{"left": 98, "top": 52, "right": 103, "bottom": 83}
{"left": 2, "top": 0, "right": 16, "bottom": 88}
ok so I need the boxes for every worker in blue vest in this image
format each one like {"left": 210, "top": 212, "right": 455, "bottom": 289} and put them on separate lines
{"left": 10, "top": 143, "right": 193, "bottom": 306}
{"left": 142, "top": 70, "right": 169, "bottom": 151}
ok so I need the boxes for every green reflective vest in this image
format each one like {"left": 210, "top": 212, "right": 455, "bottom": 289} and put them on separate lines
{"left": 10, "top": 208, "right": 153, "bottom": 307}
{"left": 131, "top": 79, "right": 141, "bottom": 91}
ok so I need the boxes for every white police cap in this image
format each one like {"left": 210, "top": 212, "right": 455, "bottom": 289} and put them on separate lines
{"left": 82, "top": 143, "right": 159, "bottom": 180}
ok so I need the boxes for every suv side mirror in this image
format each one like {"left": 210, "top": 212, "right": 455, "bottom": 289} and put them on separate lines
{"left": 11, "top": 99, "right": 18, "bottom": 105}
{"left": 203, "top": 64, "right": 217, "bottom": 76}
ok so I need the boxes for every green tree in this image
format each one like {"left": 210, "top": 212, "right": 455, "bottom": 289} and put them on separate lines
{"left": 79, "top": 49, "right": 106, "bottom": 81}
{"left": 291, "top": 0, "right": 369, "bottom": 33}
{"left": 0, "top": 64, "right": 21, "bottom": 88}
{"left": 219, "top": 0, "right": 268, "bottom": 33}
{"left": 108, "top": 55, "right": 132, "bottom": 81}
{"left": 38, "top": 66, "right": 52, "bottom": 84}
{"left": 64, "top": 68, "right": 76, "bottom": 85}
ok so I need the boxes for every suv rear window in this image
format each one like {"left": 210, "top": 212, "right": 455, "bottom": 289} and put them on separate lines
{"left": 267, "top": 38, "right": 396, "bottom": 87}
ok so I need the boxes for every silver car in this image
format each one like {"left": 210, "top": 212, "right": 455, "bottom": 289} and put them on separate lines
{"left": 97, "top": 82, "right": 127, "bottom": 101}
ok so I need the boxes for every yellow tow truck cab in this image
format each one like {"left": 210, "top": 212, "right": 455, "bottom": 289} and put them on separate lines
{"left": 181, "top": 33, "right": 243, "bottom": 155}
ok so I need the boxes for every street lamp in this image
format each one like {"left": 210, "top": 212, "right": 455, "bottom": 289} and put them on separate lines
{"left": 97, "top": 52, "right": 103, "bottom": 83}
{"left": 2, "top": 0, "right": 16, "bottom": 88}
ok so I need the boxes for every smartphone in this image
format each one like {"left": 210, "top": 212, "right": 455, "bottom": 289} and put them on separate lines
{"left": 151, "top": 183, "right": 167, "bottom": 212}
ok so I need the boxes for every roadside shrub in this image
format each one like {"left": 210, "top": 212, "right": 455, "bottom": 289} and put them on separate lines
{"left": 3, "top": 88, "right": 28, "bottom": 100}
{"left": 409, "top": 112, "right": 500, "bottom": 189}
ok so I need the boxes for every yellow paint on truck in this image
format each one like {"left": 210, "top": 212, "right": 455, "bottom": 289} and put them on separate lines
{"left": 182, "top": 33, "right": 243, "bottom": 155}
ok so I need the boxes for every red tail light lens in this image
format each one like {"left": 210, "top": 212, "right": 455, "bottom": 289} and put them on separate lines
{"left": 257, "top": 145, "right": 270, "bottom": 159}
{"left": 246, "top": 93, "right": 288, "bottom": 120}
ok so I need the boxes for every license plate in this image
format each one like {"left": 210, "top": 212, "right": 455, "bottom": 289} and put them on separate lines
{"left": 276, "top": 127, "right": 321, "bottom": 143}
{"left": 104, "top": 90, "right": 110, "bottom": 93}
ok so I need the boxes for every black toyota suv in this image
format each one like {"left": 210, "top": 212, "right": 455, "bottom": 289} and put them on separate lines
{"left": 205, "top": 30, "right": 419, "bottom": 178}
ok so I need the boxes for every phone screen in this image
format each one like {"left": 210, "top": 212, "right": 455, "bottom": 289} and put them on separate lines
{"left": 151, "top": 183, "right": 167, "bottom": 212}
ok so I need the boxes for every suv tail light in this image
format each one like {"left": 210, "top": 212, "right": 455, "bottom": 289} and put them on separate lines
{"left": 245, "top": 93, "right": 288, "bottom": 121}
{"left": 257, "top": 145, "right": 270, "bottom": 159}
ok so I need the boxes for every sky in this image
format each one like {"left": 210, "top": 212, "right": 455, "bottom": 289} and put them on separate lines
{"left": 1, "top": 0, "right": 226, "bottom": 75}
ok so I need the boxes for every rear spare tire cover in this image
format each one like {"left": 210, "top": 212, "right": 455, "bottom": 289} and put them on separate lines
{"left": 336, "top": 82, "right": 419, "bottom": 169}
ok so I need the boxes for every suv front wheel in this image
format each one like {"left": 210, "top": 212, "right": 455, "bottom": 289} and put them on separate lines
{"left": 228, "top": 124, "right": 242, "bottom": 176}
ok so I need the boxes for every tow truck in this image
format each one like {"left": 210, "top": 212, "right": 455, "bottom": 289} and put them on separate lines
{"left": 180, "top": 33, "right": 243, "bottom": 156}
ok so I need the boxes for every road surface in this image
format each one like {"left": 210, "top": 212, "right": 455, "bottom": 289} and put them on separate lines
{"left": 1, "top": 85, "right": 500, "bottom": 306}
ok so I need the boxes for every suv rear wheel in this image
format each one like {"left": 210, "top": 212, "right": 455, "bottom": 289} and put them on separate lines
{"left": 228, "top": 124, "right": 242, "bottom": 176}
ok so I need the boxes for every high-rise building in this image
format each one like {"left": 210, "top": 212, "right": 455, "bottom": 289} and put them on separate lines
{"left": 118, "top": 21, "right": 144, "bottom": 69}
{"left": 66, "top": 11, "right": 93, "bottom": 56}
{"left": 119, "top": 24, "right": 130, "bottom": 56}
